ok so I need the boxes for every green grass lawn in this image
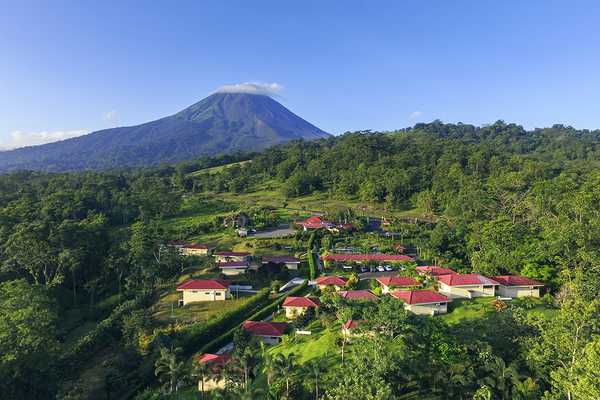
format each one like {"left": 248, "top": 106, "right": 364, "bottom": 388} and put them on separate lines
{"left": 441, "top": 296, "right": 556, "bottom": 324}
{"left": 186, "top": 160, "right": 253, "bottom": 177}
{"left": 152, "top": 292, "right": 253, "bottom": 325}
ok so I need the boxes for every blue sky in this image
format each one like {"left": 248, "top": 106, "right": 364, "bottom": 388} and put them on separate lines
{"left": 1, "top": 1, "right": 599, "bottom": 148}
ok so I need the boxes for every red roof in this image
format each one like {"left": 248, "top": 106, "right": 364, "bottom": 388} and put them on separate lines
{"left": 391, "top": 290, "right": 451, "bottom": 305}
{"left": 177, "top": 279, "right": 230, "bottom": 290}
{"left": 182, "top": 243, "right": 210, "bottom": 250}
{"left": 283, "top": 296, "right": 320, "bottom": 308}
{"left": 338, "top": 290, "right": 378, "bottom": 301}
{"left": 297, "top": 216, "right": 335, "bottom": 229}
{"left": 214, "top": 251, "right": 250, "bottom": 257}
{"left": 217, "top": 261, "right": 249, "bottom": 269}
{"left": 342, "top": 319, "right": 364, "bottom": 330}
{"left": 376, "top": 276, "right": 419, "bottom": 287}
{"left": 415, "top": 266, "right": 457, "bottom": 276}
{"left": 243, "top": 321, "right": 289, "bottom": 337}
{"left": 262, "top": 256, "right": 301, "bottom": 264}
{"left": 196, "top": 353, "right": 232, "bottom": 366}
{"left": 492, "top": 275, "right": 544, "bottom": 286}
{"left": 321, "top": 254, "right": 414, "bottom": 262}
{"left": 437, "top": 274, "right": 499, "bottom": 286}
{"left": 315, "top": 275, "right": 348, "bottom": 286}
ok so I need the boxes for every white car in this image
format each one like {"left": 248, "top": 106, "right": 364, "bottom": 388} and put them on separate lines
{"left": 342, "top": 265, "right": 353, "bottom": 271}
{"left": 384, "top": 265, "right": 394, "bottom": 272}
{"left": 376, "top": 265, "right": 385, "bottom": 272}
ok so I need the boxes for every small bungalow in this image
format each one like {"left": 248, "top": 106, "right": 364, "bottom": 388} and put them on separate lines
{"left": 242, "top": 321, "right": 289, "bottom": 345}
{"left": 376, "top": 276, "right": 419, "bottom": 294}
{"left": 217, "top": 261, "right": 249, "bottom": 276}
{"left": 315, "top": 275, "right": 348, "bottom": 290}
{"left": 296, "top": 216, "right": 335, "bottom": 231}
{"left": 195, "top": 353, "right": 232, "bottom": 391}
{"left": 338, "top": 289, "right": 378, "bottom": 301}
{"left": 415, "top": 265, "right": 457, "bottom": 277}
{"left": 282, "top": 296, "right": 320, "bottom": 318}
{"left": 176, "top": 279, "right": 231, "bottom": 305}
{"left": 492, "top": 276, "right": 544, "bottom": 298}
{"left": 181, "top": 243, "right": 213, "bottom": 256}
{"left": 262, "top": 256, "right": 301, "bottom": 270}
{"left": 437, "top": 274, "right": 499, "bottom": 299}
{"left": 320, "top": 253, "right": 414, "bottom": 265}
{"left": 213, "top": 251, "right": 251, "bottom": 263}
{"left": 341, "top": 319, "right": 365, "bottom": 338}
{"left": 391, "top": 290, "right": 451, "bottom": 315}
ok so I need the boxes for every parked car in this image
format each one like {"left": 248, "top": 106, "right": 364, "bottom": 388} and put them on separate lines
{"left": 342, "top": 265, "right": 353, "bottom": 271}
{"left": 376, "top": 265, "right": 385, "bottom": 272}
{"left": 384, "top": 265, "right": 394, "bottom": 272}
{"left": 360, "top": 266, "right": 369, "bottom": 273}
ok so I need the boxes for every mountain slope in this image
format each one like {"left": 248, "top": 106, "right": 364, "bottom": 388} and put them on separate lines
{"left": 0, "top": 93, "right": 330, "bottom": 172}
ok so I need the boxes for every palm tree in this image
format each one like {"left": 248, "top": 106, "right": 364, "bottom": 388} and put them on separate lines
{"left": 154, "top": 346, "right": 187, "bottom": 394}
{"left": 273, "top": 353, "right": 297, "bottom": 399}
{"left": 261, "top": 352, "right": 277, "bottom": 387}
{"left": 238, "top": 347, "right": 255, "bottom": 389}
{"left": 192, "top": 359, "right": 212, "bottom": 397}
{"left": 233, "top": 385, "right": 265, "bottom": 400}
{"left": 302, "top": 358, "right": 326, "bottom": 400}
{"left": 480, "top": 356, "right": 520, "bottom": 400}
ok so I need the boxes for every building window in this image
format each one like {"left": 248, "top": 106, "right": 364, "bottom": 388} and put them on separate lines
{"left": 483, "top": 285, "right": 493, "bottom": 289}
{"left": 215, "top": 292, "right": 222, "bottom": 296}
{"left": 205, "top": 292, "right": 211, "bottom": 295}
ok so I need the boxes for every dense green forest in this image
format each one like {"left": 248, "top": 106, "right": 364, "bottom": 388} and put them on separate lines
{"left": 1, "top": 121, "right": 600, "bottom": 399}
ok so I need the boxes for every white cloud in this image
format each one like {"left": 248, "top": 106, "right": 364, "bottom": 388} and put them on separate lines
{"left": 0, "top": 129, "right": 88, "bottom": 150}
{"left": 215, "top": 82, "right": 283, "bottom": 97}
{"left": 409, "top": 111, "right": 424, "bottom": 120}
{"left": 103, "top": 110, "right": 117, "bottom": 122}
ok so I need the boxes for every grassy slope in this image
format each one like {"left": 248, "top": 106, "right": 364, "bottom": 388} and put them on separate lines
{"left": 186, "top": 160, "right": 252, "bottom": 177}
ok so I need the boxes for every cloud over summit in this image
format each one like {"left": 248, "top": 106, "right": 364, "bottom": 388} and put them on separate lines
{"left": 0, "top": 129, "right": 88, "bottom": 150}
{"left": 215, "top": 82, "right": 283, "bottom": 97}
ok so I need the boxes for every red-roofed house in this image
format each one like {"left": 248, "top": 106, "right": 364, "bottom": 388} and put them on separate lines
{"left": 415, "top": 266, "right": 457, "bottom": 277}
{"left": 341, "top": 319, "right": 365, "bottom": 338}
{"left": 296, "top": 216, "right": 335, "bottom": 231}
{"left": 320, "top": 253, "right": 414, "bottom": 264}
{"left": 195, "top": 353, "right": 232, "bottom": 391}
{"left": 338, "top": 290, "right": 378, "bottom": 301}
{"left": 176, "top": 279, "right": 231, "bottom": 304}
{"left": 437, "top": 274, "right": 499, "bottom": 299}
{"left": 217, "top": 261, "right": 250, "bottom": 276}
{"left": 282, "top": 296, "right": 320, "bottom": 318}
{"left": 262, "top": 255, "right": 301, "bottom": 270}
{"left": 213, "top": 251, "right": 251, "bottom": 263}
{"left": 315, "top": 275, "right": 348, "bottom": 290}
{"left": 391, "top": 290, "right": 451, "bottom": 315}
{"left": 181, "top": 243, "right": 213, "bottom": 256}
{"left": 492, "top": 276, "right": 544, "bottom": 298}
{"left": 376, "top": 276, "right": 419, "bottom": 294}
{"left": 242, "top": 321, "right": 289, "bottom": 345}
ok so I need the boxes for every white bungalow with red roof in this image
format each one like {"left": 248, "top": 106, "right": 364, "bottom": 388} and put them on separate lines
{"left": 217, "top": 261, "right": 250, "bottom": 276}
{"left": 176, "top": 279, "right": 231, "bottom": 305}
{"left": 315, "top": 275, "right": 348, "bottom": 291}
{"left": 262, "top": 255, "right": 301, "bottom": 270}
{"left": 195, "top": 353, "right": 232, "bottom": 391}
{"left": 376, "top": 276, "right": 419, "bottom": 294}
{"left": 492, "top": 276, "right": 544, "bottom": 298}
{"left": 213, "top": 251, "right": 251, "bottom": 263}
{"left": 242, "top": 321, "right": 289, "bottom": 345}
{"left": 181, "top": 243, "right": 213, "bottom": 256}
{"left": 391, "top": 290, "right": 452, "bottom": 315}
{"left": 338, "top": 289, "right": 378, "bottom": 301}
{"left": 321, "top": 253, "right": 414, "bottom": 265}
{"left": 415, "top": 265, "right": 457, "bottom": 277}
{"left": 296, "top": 216, "right": 335, "bottom": 231}
{"left": 437, "top": 274, "right": 499, "bottom": 299}
{"left": 282, "top": 296, "right": 320, "bottom": 318}
{"left": 341, "top": 319, "right": 365, "bottom": 338}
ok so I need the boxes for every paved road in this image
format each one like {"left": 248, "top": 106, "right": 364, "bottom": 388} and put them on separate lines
{"left": 249, "top": 227, "right": 296, "bottom": 239}
{"left": 358, "top": 271, "right": 400, "bottom": 280}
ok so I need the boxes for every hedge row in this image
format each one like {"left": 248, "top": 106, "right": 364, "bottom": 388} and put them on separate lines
{"left": 199, "top": 281, "right": 308, "bottom": 354}
{"left": 177, "top": 288, "right": 271, "bottom": 355}
{"left": 60, "top": 294, "right": 150, "bottom": 369}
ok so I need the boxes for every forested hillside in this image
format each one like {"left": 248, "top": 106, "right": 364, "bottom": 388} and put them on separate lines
{"left": 1, "top": 121, "right": 600, "bottom": 400}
